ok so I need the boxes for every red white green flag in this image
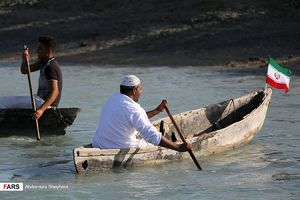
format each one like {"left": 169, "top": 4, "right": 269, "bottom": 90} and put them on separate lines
{"left": 266, "top": 57, "right": 292, "bottom": 93}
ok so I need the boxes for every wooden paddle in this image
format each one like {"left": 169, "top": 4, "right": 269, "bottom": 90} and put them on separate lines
{"left": 164, "top": 105, "right": 202, "bottom": 170}
{"left": 24, "top": 45, "right": 41, "bottom": 141}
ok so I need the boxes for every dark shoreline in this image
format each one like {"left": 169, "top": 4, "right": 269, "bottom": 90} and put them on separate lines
{"left": 0, "top": 0, "right": 299, "bottom": 72}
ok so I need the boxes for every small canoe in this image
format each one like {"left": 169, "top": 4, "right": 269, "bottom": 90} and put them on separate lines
{"left": 0, "top": 107, "right": 80, "bottom": 136}
{"left": 73, "top": 89, "right": 272, "bottom": 173}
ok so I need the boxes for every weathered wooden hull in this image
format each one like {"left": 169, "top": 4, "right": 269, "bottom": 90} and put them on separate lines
{"left": 0, "top": 107, "right": 80, "bottom": 136}
{"left": 73, "top": 89, "right": 272, "bottom": 173}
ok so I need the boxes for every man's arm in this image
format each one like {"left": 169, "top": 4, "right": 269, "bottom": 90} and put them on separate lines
{"left": 20, "top": 61, "right": 41, "bottom": 74}
{"left": 33, "top": 80, "right": 59, "bottom": 119}
{"left": 147, "top": 100, "right": 167, "bottom": 119}
{"left": 159, "top": 136, "right": 192, "bottom": 152}
{"left": 20, "top": 48, "right": 40, "bottom": 74}
{"left": 146, "top": 109, "right": 159, "bottom": 119}
{"left": 132, "top": 105, "right": 192, "bottom": 152}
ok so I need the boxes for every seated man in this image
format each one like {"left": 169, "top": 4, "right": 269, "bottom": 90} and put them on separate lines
{"left": 20, "top": 36, "right": 63, "bottom": 119}
{"left": 92, "top": 75, "right": 191, "bottom": 152}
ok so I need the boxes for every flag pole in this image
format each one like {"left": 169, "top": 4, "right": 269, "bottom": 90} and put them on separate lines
{"left": 265, "top": 58, "right": 269, "bottom": 92}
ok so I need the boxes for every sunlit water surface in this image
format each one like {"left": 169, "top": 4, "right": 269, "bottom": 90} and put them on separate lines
{"left": 0, "top": 62, "right": 299, "bottom": 199}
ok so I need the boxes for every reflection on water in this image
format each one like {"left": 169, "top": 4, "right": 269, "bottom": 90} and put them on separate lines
{"left": 0, "top": 64, "right": 299, "bottom": 199}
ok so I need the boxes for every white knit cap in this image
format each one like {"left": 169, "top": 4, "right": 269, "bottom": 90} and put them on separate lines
{"left": 120, "top": 75, "right": 141, "bottom": 86}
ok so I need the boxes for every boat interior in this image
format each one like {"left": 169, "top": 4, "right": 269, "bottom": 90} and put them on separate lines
{"left": 154, "top": 90, "right": 266, "bottom": 139}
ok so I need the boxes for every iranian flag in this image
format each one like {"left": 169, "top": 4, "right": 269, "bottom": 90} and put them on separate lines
{"left": 266, "top": 57, "right": 292, "bottom": 93}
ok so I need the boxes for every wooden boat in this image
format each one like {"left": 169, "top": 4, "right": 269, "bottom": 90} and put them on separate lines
{"left": 0, "top": 107, "right": 80, "bottom": 136}
{"left": 73, "top": 88, "right": 272, "bottom": 174}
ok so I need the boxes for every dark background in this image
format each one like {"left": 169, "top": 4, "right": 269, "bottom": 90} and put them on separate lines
{"left": 0, "top": 0, "right": 299, "bottom": 68}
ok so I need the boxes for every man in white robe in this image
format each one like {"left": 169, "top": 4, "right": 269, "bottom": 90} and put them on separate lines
{"left": 92, "top": 75, "right": 191, "bottom": 152}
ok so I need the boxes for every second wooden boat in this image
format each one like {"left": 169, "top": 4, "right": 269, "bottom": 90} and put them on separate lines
{"left": 0, "top": 107, "right": 80, "bottom": 136}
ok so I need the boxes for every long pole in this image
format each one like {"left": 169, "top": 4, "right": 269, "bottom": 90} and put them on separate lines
{"left": 24, "top": 45, "right": 40, "bottom": 140}
{"left": 164, "top": 105, "right": 202, "bottom": 170}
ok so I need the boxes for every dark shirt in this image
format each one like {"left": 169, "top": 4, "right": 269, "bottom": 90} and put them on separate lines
{"left": 37, "top": 57, "right": 63, "bottom": 107}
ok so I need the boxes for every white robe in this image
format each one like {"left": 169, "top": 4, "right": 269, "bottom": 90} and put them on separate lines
{"left": 92, "top": 93, "right": 162, "bottom": 149}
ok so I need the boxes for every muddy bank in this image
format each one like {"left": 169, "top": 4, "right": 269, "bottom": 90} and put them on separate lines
{"left": 0, "top": 0, "right": 299, "bottom": 70}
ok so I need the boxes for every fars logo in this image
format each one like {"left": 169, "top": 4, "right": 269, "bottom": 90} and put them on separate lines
{"left": 0, "top": 183, "right": 23, "bottom": 191}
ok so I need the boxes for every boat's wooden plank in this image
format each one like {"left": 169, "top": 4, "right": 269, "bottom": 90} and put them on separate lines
{"left": 75, "top": 146, "right": 162, "bottom": 157}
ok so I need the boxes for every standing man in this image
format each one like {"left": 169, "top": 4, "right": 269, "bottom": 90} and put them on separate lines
{"left": 92, "top": 75, "right": 192, "bottom": 152}
{"left": 20, "top": 36, "right": 63, "bottom": 119}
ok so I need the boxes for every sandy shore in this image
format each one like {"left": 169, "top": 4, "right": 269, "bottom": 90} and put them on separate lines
{"left": 0, "top": 1, "right": 299, "bottom": 72}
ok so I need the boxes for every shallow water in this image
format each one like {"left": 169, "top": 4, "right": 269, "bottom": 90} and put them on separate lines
{"left": 0, "top": 62, "right": 299, "bottom": 199}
